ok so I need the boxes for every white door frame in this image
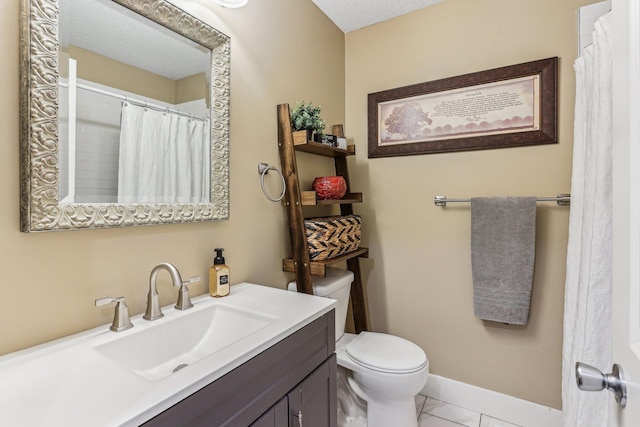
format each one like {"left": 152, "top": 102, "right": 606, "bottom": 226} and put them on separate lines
{"left": 612, "top": 0, "right": 640, "bottom": 423}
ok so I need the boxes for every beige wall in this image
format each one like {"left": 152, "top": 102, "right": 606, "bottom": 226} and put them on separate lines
{"left": 176, "top": 73, "right": 208, "bottom": 104}
{"left": 68, "top": 45, "right": 177, "bottom": 103}
{"left": 66, "top": 46, "right": 207, "bottom": 104}
{"left": 2, "top": 0, "right": 343, "bottom": 354}
{"left": 345, "top": 0, "right": 595, "bottom": 409}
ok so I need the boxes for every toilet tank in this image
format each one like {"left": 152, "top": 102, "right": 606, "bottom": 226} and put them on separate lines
{"left": 287, "top": 267, "right": 353, "bottom": 340}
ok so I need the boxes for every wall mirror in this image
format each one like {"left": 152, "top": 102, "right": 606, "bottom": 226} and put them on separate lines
{"left": 20, "top": 0, "right": 230, "bottom": 232}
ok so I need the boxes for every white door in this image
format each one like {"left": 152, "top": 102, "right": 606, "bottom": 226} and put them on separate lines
{"left": 610, "top": 0, "right": 640, "bottom": 423}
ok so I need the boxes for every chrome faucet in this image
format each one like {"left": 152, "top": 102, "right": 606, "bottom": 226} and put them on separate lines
{"left": 144, "top": 262, "right": 184, "bottom": 321}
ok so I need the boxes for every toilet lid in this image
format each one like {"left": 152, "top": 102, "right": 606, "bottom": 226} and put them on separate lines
{"left": 345, "top": 332, "right": 428, "bottom": 374}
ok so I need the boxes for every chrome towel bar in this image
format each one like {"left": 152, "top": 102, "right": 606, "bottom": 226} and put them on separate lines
{"left": 434, "top": 194, "right": 571, "bottom": 207}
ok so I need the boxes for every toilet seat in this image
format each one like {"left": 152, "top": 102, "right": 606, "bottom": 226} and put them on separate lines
{"left": 345, "top": 332, "right": 428, "bottom": 374}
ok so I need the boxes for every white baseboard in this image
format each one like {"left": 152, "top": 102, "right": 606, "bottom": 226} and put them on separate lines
{"left": 422, "top": 374, "right": 562, "bottom": 427}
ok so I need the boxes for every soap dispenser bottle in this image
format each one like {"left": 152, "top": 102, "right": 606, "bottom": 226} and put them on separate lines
{"left": 209, "top": 248, "right": 230, "bottom": 297}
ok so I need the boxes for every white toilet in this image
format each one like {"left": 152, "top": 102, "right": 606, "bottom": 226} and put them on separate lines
{"left": 288, "top": 268, "right": 429, "bottom": 427}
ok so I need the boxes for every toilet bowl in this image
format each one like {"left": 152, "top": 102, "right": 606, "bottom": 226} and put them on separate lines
{"left": 288, "top": 268, "right": 429, "bottom": 427}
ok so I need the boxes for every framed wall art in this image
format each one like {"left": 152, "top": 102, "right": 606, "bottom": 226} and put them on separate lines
{"left": 367, "top": 57, "right": 557, "bottom": 158}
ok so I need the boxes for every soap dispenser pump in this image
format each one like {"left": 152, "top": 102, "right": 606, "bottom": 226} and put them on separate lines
{"left": 209, "top": 248, "right": 230, "bottom": 297}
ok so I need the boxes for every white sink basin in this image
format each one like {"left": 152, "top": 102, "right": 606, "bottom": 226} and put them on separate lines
{"left": 95, "top": 304, "right": 276, "bottom": 381}
{"left": 0, "top": 283, "right": 336, "bottom": 427}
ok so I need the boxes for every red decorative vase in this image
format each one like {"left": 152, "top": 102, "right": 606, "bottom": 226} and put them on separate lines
{"left": 312, "top": 176, "right": 347, "bottom": 200}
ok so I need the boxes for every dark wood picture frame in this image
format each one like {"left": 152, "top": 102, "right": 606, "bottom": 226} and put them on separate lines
{"left": 367, "top": 57, "right": 558, "bottom": 158}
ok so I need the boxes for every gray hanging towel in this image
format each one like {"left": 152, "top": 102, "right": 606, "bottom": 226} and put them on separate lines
{"left": 471, "top": 197, "right": 537, "bottom": 325}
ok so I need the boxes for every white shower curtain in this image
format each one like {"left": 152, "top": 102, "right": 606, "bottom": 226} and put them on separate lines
{"left": 118, "top": 102, "right": 210, "bottom": 203}
{"left": 562, "top": 12, "right": 612, "bottom": 427}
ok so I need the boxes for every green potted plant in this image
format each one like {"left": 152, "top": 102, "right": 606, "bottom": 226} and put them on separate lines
{"left": 290, "top": 101, "right": 326, "bottom": 143}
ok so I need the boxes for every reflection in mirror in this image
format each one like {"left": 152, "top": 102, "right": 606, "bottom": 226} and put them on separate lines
{"left": 20, "top": 0, "right": 230, "bottom": 231}
{"left": 59, "top": 0, "right": 211, "bottom": 204}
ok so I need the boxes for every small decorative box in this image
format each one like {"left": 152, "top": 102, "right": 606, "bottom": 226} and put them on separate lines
{"left": 314, "top": 133, "right": 338, "bottom": 147}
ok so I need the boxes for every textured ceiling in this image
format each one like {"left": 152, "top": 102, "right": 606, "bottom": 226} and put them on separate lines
{"left": 312, "top": 0, "right": 446, "bottom": 33}
{"left": 59, "top": 0, "right": 210, "bottom": 80}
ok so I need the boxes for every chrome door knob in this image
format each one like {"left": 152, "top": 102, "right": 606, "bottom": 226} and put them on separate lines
{"left": 575, "top": 362, "right": 627, "bottom": 407}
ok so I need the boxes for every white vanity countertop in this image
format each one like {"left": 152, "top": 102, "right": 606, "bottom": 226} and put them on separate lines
{"left": 0, "top": 283, "right": 335, "bottom": 426}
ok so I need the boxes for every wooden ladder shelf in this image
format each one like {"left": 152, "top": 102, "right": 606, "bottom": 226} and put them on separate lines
{"left": 277, "top": 103, "right": 369, "bottom": 333}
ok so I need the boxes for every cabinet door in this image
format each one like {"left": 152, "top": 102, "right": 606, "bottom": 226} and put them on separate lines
{"left": 288, "top": 354, "right": 337, "bottom": 427}
{"left": 251, "top": 397, "right": 288, "bottom": 427}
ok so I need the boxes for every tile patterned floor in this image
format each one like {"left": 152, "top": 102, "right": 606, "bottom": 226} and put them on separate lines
{"left": 415, "top": 395, "right": 522, "bottom": 427}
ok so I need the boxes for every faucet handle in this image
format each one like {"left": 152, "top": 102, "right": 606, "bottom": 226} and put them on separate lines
{"left": 95, "top": 297, "right": 134, "bottom": 332}
{"left": 184, "top": 275, "right": 201, "bottom": 285}
{"left": 175, "top": 276, "right": 199, "bottom": 311}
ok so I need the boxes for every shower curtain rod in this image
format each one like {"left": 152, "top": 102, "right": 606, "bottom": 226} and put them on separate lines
{"left": 59, "top": 81, "right": 209, "bottom": 122}
{"left": 434, "top": 194, "right": 571, "bottom": 207}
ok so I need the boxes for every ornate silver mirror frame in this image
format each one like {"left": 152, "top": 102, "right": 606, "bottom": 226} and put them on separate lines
{"left": 19, "top": 0, "right": 230, "bottom": 232}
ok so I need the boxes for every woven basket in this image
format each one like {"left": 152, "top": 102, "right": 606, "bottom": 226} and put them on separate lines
{"left": 305, "top": 215, "right": 362, "bottom": 261}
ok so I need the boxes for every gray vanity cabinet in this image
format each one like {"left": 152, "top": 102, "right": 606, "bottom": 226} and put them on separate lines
{"left": 249, "top": 397, "right": 288, "bottom": 426}
{"left": 251, "top": 355, "right": 336, "bottom": 427}
{"left": 143, "top": 311, "right": 336, "bottom": 427}
{"left": 286, "top": 355, "right": 337, "bottom": 427}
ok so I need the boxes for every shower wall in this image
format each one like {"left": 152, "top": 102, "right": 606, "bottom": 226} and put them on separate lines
{"left": 74, "top": 86, "right": 121, "bottom": 203}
